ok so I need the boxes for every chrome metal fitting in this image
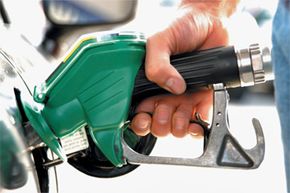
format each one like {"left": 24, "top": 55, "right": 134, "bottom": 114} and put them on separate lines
{"left": 235, "top": 44, "right": 273, "bottom": 87}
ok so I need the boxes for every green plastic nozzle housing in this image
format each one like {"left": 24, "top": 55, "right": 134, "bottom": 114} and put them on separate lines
{"left": 22, "top": 32, "right": 146, "bottom": 166}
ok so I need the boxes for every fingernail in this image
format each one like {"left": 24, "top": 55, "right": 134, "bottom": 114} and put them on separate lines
{"left": 137, "top": 119, "right": 150, "bottom": 130}
{"left": 165, "top": 77, "right": 185, "bottom": 94}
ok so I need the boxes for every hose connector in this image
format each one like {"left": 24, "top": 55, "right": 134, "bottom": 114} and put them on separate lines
{"left": 236, "top": 43, "right": 273, "bottom": 87}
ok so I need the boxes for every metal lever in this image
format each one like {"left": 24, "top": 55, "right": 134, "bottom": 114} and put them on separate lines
{"left": 122, "top": 83, "right": 265, "bottom": 169}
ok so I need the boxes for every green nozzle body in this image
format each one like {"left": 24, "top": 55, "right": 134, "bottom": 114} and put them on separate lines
{"left": 22, "top": 32, "right": 146, "bottom": 166}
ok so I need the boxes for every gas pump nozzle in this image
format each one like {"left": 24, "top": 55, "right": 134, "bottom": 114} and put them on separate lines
{"left": 20, "top": 31, "right": 272, "bottom": 171}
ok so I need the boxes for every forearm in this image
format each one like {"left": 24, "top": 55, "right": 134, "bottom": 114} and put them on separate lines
{"left": 181, "top": 0, "right": 240, "bottom": 17}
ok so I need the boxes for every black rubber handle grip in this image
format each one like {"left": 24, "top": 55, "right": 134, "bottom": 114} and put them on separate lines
{"left": 129, "top": 46, "right": 240, "bottom": 119}
{"left": 132, "top": 46, "right": 239, "bottom": 101}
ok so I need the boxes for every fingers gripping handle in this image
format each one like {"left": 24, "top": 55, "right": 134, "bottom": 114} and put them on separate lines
{"left": 124, "top": 84, "right": 265, "bottom": 169}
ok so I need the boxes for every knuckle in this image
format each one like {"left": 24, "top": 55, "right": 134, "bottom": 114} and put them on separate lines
{"left": 145, "top": 66, "right": 163, "bottom": 82}
{"left": 172, "top": 118, "right": 188, "bottom": 138}
{"left": 174, "top": 106, "right": 192, "bottom": 119}
{"left": 173, "top": 111, "right": 187, "bottom": 119}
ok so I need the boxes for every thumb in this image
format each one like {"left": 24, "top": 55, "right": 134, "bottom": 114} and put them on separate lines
{"left": 145, "top": 32, "right": 186, "bottom": 94}
{"left": 144, "top": 6, "right": 214, "bottom": 94}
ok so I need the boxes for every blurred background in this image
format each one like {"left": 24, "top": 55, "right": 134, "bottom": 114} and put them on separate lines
{"left": 0, "top": 0, "right": 286, "bottom": 193}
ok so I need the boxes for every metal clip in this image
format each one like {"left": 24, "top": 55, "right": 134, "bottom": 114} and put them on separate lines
{"left": 122, "top": 83, "right": 265, "bottom": 169}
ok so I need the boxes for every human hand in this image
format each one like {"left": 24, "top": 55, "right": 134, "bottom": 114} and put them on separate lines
{"left": 131, "top": 1, "right": 239, "bottom": 137}
{"left": 131, "top": 89, "right": 213, "bottom": 138}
